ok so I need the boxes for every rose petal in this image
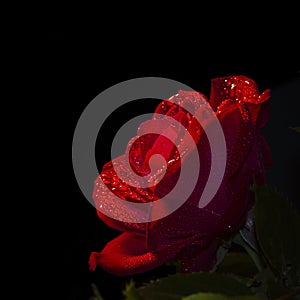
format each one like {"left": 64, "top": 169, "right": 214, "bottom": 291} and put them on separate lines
{"left": 176, "top": 238, "right": 219, "bottom": 273}
{"left": 89, "top": 232, "right": 183, "bottom": 276}
{"left": 210, "top": 75, "right": 271, "bottom": 128}
{"left": 210, "top": 75, "right": 261, "bottom": 109}
{"left": 93, "top": 157, "right": 151, "bottom": 233}
{"left": 217, "top": 101, "right": 254, "bottom": 177}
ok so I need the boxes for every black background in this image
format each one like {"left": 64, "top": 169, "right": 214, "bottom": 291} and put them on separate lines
{"left": 45, "top": 27, "right": 300, "bottom": 300}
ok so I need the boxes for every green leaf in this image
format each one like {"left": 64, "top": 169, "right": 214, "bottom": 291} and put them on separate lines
{"left": 90, "top": 283, "right": 105, "bottom": 300}
{"left": 289, "top": 127, "right": 300, "bottom": 133}
{"left": 239, "top": 209, "right": 259, "bottom": 253}
{"left": 252, "top": 268, "right": 287, "bottom": 298}
{"left": 232, "top": 233, "right": 265, "bottom": 273}
{"left": 212, "top": 238, "right": 233, "bottom": 272}
{"left": 123, "top": 280, "right": 143, "bottom": 300}
{"left": 252, "top": 268, "right": 300, "bottom": 299}
{"left": 182, "top": 292, "right": 266, "bottom": 300}
{"left": 253, "top": 185, "right": 300, "bottom": 288}
{"left": 217, "top": 252, "right": 258, "bottom": 278}
{"left": 136, "top": 273, "right": 254, "bottom": 300}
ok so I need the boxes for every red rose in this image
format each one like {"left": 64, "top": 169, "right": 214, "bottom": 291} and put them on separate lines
{"left": 89, "top": 75, "right": 272, "bottom": 276}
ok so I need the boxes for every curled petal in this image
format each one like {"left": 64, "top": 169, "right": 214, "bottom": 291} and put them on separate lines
{"left": 93, "top": 157, "right": 150, "bottom": 233}
{"left": 210, "top": 75, "right": 271, "bottom": 126}
{"left": 89, "top": 232, "right": 188, "bottom": 276}
{"left": 210, "top": 75, "right": 260, "bottom": 110}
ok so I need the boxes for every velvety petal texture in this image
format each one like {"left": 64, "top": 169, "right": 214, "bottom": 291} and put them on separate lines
{"left": 89, "top": 75, "right": 272, "bottom": 276}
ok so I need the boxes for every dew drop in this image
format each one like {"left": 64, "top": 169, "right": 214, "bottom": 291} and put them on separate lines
{"left": 118, "top": 184, "right": 127, "bottom": 191}
{"left": 225, "top": 79, "right": 231, "bottom": 86}
{"left": 102, "top": 179, "right": 110, "bottom": 184}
